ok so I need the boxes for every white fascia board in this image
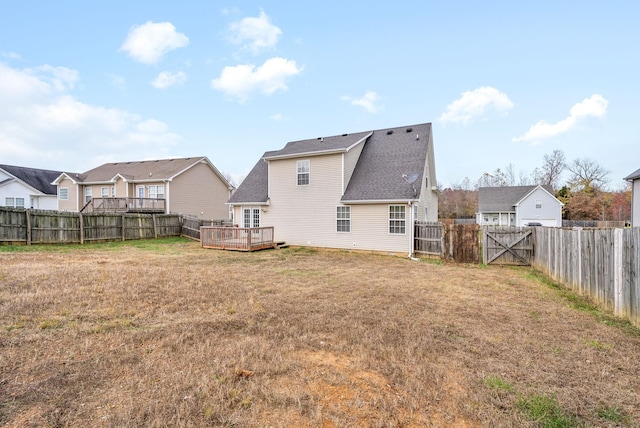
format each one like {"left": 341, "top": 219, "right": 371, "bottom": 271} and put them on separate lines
{"left": 340, "top": 198, "right": 414, "bottom": 204}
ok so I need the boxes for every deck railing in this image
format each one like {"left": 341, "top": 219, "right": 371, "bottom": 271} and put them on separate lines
{"left": 82, "top": 197, "right": 166, "bottom": 213}
{"left": 200, "top": 226, "right": 274, "bottom": 251}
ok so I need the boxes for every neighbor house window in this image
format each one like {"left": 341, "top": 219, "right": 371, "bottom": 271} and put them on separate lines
{"left": 149, "top": 185, "right": 164, "bottom": 199}
{"left": 101, "top": 187, "right": 109, "bottom": 197}
{"left": 536, "top": 200, "right": 542, "bottom": 209}
{"left": 15, "top": 198, "right": 24, "bottom": 208}
{"left": 84, "top": 187, "right": 92, "bottom": 203}
{"left": 111, "top": 185, "right": 116, "bottom": 197}
{"left": 389, "top": 205, "right": 406, "bottom": 234}
{"left": 337, "top": 206, "right": 351, "bottom": 232}
{"left": 297, "top": 160, "right": 310, "bottom": 185}
{"left": 4, "top": 197, "right": 13, "bottom": 207}
{"left": 59, "top": 188, "right": 68, "bottom": 200}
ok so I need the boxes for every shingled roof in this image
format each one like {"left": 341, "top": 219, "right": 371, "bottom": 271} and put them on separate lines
{"left": 624, "top": 168, "right": 640, "bottom": 181}
{"left": 70, "top": 157, "right": 215, "bottom": 183}
{"left": 0, "top": 164, "right": 63, "bottom": 195}
{"left": 228, "top": 123, "right": 432, "bottom": 204}
{"left": 478, "top": 185, "right": 554, "bottom": 212}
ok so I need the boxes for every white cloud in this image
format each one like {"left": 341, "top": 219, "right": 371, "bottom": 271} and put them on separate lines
{"left": 211, "top": 57, "right": 302, "bottom": 102}
{"left": 341, "top": 91, "right": 382, "bottom": 113}
{"left": 1, "top": 51, "right": 22, "bottom": 60}
{"left": 439, "top": 86, "right": 514, "bottom": 125}
{"left": 120, "top": 21, "right": 189, "bottom": 65}
{"left": 270, "top": 114, "right": 285, "bottom": 121}
{"left": 151, "top": 71, "right": 187, "bottom": 89}
{"left": 0, "top": 63, "right": 182, "bottom": 171}
{"left": 513, "top": 94, "right": 608, "bottom": 142}
{"left": 227, "top": 9, "right": 282, "bottom": 54}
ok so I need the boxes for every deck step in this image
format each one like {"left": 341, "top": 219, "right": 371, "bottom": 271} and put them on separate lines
{"left": 274, "top": 241, "right": 288, "bottom": 249}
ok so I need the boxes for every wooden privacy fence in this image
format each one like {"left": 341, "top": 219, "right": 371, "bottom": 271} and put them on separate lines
{"left": 415, "top": 222, "right": 480, "bottom": 263}
{"left": 483, "top": 226, "right": 534, "bottom": 266}
{"left": 0, "top": 207, "right": 182, "bottom": 244}
{"left": 200, "top": 226, "right": 275, "bottom": 251}
{"left": 533, "top": 227, "right": 640, "bottom": 327}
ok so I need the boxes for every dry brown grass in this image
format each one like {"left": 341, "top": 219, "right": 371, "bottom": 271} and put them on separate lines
{"left": 1, "top": 238, "right": 639, "bottom": 427}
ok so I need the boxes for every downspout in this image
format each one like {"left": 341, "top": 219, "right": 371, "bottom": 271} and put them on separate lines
{"left": 408, "top": 201, "right": 419, "bottom": 261}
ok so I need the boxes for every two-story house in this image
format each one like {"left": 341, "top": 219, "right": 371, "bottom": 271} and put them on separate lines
{"left": 228, "top": 123, "right": 438, "bottom": 256}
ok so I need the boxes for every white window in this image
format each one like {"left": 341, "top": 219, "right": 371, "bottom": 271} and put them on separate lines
{"left": 389, "top": 205, "right": 406, "bottom": 234}
{"left": 59, "top": 188, "right": 69, "bottom": 200}
{"left": 111, "top": 185, "right": 116, "bottom": 197}
{"left": 536, "top": 200, "right": 542, "bottom": 209}
{"left": 243, "top": 208, "right": 260, "bottom": 228}
{"left": 15, "top": 198, "right": 24, "bottom": 208}
{"left": 337, "top": 206, "right": 351, "bottom": 232}
{"left": 297, "top": 160, "right": 310, "bottom": 186}
{"left": 101, "top": 187, "right": 109, "bottom": 197}
{"left": 5, "top": 197, "right": 14, "bottom": 207}
{"left": 84, "top": 187, "right": 92, "bottom": 203}
{"left": 149, "top": 185, "right": 164, "bottom": 199}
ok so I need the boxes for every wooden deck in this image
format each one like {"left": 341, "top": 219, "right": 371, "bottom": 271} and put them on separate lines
{"left": 200, "top": 226, "right": 275, "bottom": 251}
{"left": 81, "top": 197, "right": 166, "bottom": 214}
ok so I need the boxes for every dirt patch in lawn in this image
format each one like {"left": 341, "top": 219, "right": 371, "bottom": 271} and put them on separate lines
{"left": 1, "top": 239, "right": 639, "bottom": 427}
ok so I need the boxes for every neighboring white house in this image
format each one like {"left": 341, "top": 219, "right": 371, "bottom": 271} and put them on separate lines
{"left": 0, "top": 164, "right": 62, "bottom": 210}
{"left": 477, "top": 185, "right": 563, "bottom": 227}
{"left": 624, "top": 168, "right": 640, "bottom": 227}
{"left": 228, "top": 123, "right": 439, "bottom": 256}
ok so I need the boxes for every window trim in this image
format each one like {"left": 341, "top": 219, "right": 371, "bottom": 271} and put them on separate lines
{"left": 388, "top": 205, "right": 406, "bottom": 235}
{"left": 535, "top": 199, "right": 542, "bottom": 209}
{"left": 297, "top": 159, "right": 310, "bottom": 186}
{"left": 336, "top": 206, "right": 351, "bottom": 233}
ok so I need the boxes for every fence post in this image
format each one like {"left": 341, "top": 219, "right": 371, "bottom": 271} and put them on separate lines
{"left": 79, "top": 212, "right": 84, "bottom": 245}
{"left": 152, "top": 214, "right": 158, "bottom": 239}
{"left": 26, "top": 209, "right": 32, "bottom": 245}
{"left": 122, "top": 214, "right": 126, "bottom": 241}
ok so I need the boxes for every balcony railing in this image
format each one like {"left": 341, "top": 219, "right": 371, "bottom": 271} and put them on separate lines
{"left": 200, "top": 226, "right": 275, "bottom": 251}
{"left": 81, "top": 197, "right": 166, "bottom": 214}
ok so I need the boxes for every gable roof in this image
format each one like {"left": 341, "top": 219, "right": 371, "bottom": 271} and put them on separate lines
{"left": 624, "top": 168, "right": 640, "bottom": 181}
{"left": 227, "top": 157, "right": 269, "bottom": 204}
{"left": 228, "top": 123, "right": 432, "bottom": 205}
{"left": 0, "top": 164, "right": 63, "bottom": 195}
{"left": 52, "top": 157, "right": 233, "bottom": 189}
{"left": 263, "top": 131, "right": 372, "bottom": 160}
{"left": 478, "top": 185, "right": 555, "bottom": 212}
{"left": 341, "top": 123, "right": 431, "bottom": 202}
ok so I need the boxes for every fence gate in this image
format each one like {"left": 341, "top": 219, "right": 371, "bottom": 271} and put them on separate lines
{"left": 483, "top": 226, "right": 534, "bottom": 265}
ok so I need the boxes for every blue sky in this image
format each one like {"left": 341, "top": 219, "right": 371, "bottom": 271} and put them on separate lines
{"left": 1, "top": 1, "right": 637, "bottom": 188}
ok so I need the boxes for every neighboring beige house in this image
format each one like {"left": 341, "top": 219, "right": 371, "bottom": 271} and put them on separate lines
{"left": 625, "top": 168, "right": 640, "bottom": 227}
{"left": 476, "top": 185, "right": 563, "bottom": 227}
{"left": 1, "top": 164, "right": 62, "bottom": 210}
{"left": 228, "top": 123, "right": 438, "bottom": 256}
{"left": 52, "top": 157, "right": 234, "bottom": 220}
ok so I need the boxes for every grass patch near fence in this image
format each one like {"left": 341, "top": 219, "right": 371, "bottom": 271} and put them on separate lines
{"left": 1, "top": 240, "right": 639, "bottom": 426}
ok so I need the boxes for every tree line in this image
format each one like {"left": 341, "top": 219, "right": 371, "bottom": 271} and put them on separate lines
{"left": 438, "top": 150, "right": 631, "bottom": 221}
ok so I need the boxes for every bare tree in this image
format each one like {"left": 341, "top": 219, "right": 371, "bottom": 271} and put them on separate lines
{"left": 540, "top": 150, "right": 566, "bottom": 189}
{"left": 567, "top": 157, "right": 609, "bottom": 193}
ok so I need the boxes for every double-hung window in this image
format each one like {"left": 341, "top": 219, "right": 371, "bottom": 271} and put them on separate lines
{"left": 101, "top": 187, "right": 109, "bottom": 198}
{"left": 535, "top": 200, "right": 542, "bottom": 209}
{"left": 84, "top": 187, "right": 92, "bottom": 203}
{"left": 389, "top": 205, "right": 406, "bottom": 234}
{"left": 59, "top": 188, "right": 69, "bottom": 200}
{"left": 149, "top": 185, "right": 165, "bottom": 199}
{"left": 337, "top": 206, "right": 351, "bottom": 232}
{"left": 297, "top": 160, "right": 310, "bottom": 186}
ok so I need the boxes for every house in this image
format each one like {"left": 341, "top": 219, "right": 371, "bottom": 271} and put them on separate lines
{"left": 624, "top": 168, "right": 640, "bottom": 227}
{"left": 0, "top": 164, "right": 63, "bottom": 210}
{"left": 476, "top": 185, "right": 563, "bottom": 227}
{"left": 228, "top": 123, "right": 438, "bottom": 256}
{"left": 52, "top": 157, "right": 234, "bottom": 220}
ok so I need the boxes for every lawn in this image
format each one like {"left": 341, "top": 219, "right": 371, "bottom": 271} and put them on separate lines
{"left": 1, "top": 238, "right": 639, "bottom": 427}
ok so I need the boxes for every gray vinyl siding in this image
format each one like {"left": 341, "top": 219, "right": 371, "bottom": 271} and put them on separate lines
{"left": 343, "top": 140, "right": 365, "bottom": 193}
{"left": 632, "top": 179, "right": 640, "bottom": 227}
{"left": 412, "top": 132, "right": 438, "bottom": 222}
{"left": 515, "top": 187, "right": 562, "bottom": 226}
{"left": 169, "top": 161, "right": 230, "bottom": 220}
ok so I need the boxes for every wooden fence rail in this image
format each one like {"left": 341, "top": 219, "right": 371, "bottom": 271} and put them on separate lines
{"left": 532, "top": 227, "right": 640, "bottom": 327}
{"left": 0, "top": 207, "right": 183, "bottom": 244}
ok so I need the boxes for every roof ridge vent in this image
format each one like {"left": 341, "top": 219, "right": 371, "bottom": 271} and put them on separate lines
{"left": 406, "top": 127, "right": 413, "bottom": 132}
{"left": 386, "top": 130, "right": 393, "bottom": 135}
{"left": 342, "top": 133, "right": 347, "bottom": 136}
